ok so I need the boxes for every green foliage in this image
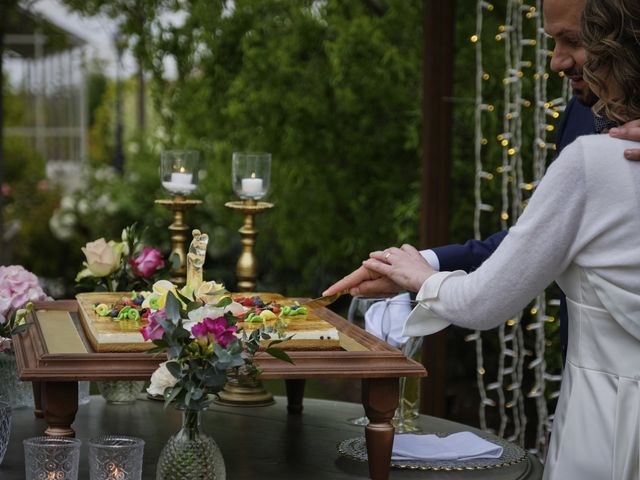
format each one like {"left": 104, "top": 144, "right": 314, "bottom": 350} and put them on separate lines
{"left": 135, "top": 0, "right": 424, "bottom": 295}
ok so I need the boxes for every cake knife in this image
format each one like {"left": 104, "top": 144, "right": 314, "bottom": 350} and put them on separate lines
{"left": 301, "top": 290, "right": 348, "bottom": 309}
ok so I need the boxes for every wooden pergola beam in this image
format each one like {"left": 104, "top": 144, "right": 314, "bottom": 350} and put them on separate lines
{"left": 419, "top": 0, "right": 456, "bottom": 417}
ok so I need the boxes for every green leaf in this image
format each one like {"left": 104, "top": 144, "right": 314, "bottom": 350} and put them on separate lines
{"left": 10, "top": 323, "right": 31, "bottom": 335}
{"left": 264, "top": 347, "right": 294, "bottom": 364}
{"left": 215, "top": 296, "right": 232, "bottom": 308}
{"left": 164, "top": 385, "right": 183, "bottom": 408}
{"left": 165, "top": 292, "right": 181, "bottom": 323}
{"left": 165, "top": 361, "right": 182, "bottom": 379}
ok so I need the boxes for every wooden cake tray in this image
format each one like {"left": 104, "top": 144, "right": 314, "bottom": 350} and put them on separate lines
{"left": 77, "top": 292, "right": 343, "bottom": 353}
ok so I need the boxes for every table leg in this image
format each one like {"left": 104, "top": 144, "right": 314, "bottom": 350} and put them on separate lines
{"left": 362, "top": 378, "right": 399, "bottom": 480}
{"left": 41, "top": 381, "right": 78, "bottom": 437}
{"left": 32, "top": 381, "right": 44, "bottom": 418}
{"left": 285, "top": 379, "right": 306, "bottom": 414}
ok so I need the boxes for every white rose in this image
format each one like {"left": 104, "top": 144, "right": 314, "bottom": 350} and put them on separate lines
{"left": 146, "top": 362, "right": 179, "bottom": 397}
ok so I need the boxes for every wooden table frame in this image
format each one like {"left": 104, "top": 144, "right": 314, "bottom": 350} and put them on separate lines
{"left": 13, "top": 300, "right": 426, "bottom": 480}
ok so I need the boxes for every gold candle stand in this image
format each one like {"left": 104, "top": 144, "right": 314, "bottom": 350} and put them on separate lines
{"left": 224, "top": 199, "right": 274, "bottom": 292}
{"left": 155, "top": 195, "right": 202, "bottom": 287}
{"left": 218, "top": 198, "right": 274, "bottom": 407}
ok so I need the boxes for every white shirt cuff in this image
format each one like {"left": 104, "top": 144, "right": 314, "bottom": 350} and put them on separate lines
{"left": 402, "top": 271, "right": 466, "bottom": 337}
{"left": 420, "top": 249, "right": 440, "bottom": 271}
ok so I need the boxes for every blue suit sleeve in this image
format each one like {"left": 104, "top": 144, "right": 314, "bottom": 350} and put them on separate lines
{"left": 432, "top": 229, "right": 508, "bottom": 273}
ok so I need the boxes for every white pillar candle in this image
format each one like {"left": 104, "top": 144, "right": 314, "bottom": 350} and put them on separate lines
{"left": 162, "top": 172, "right": 196, "bottom": 193}
{"left": 170, "top": 172, "right": 193, "bottom": 184}
{"left": 241, "top": 176, "right": 263, "bottom": 195}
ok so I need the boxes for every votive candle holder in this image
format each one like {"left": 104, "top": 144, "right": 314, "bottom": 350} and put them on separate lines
{"left": 23, "top": 436, "right": 81, "bottom": 480}
{"left": 89, "top": 435, "right": 145, "bottom": 480}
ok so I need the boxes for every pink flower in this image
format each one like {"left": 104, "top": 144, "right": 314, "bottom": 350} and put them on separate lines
{"left": 1, "top": 183, "right": 10, "bottom": 197}
{"left": 0, "top": 265, "right": 50, "bottom": 317}
{"left": 130, "top": 248, "right": 165, "bottom": 278}
{"left": 191, "top": 322, "right": 208, "bottom": 339}
{"left": 140, "top": 309, "right": 166, "bottom": 341}
{"left": 203, "top": 316, "right": 237, "bottom": 348}
{"left": 81, "top": 238, "right": 124, "bottom": 277}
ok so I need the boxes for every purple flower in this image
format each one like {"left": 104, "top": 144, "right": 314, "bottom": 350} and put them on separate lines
{"left": 140, "top": 308, "right": 166, "bottom": 341}
{"left": 191, "top": 322, "right": 208, "bottom": 339}
{"left": 130, "top": 248, "right": 165, "bottom": 278}
{"left": 0, "top": 265, "right": 50, "bottom": 317}
{"left": 203, "top": 316, "right": 237, "bottom": 348}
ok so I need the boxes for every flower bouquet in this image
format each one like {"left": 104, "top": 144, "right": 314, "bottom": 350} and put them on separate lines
{"left": 75, "top": 224, "right": 166, "bottom": 293}
{"left": 0, "top": 265, "right": 50, "bottom": 407}
{"left": 140, "top": 282, "right": 291, "bottom": 479}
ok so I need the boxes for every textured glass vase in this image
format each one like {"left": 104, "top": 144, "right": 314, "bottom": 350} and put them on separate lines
{"left": 0, "top": 352, "right": 34, "bottom": 409}
{"left": 156, "top": 409, "right": 226, "bottom": 480}
{"left": 97, "top": 380, "right": 144, "bottom": 404}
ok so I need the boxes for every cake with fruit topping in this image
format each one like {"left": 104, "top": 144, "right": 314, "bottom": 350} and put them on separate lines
{"left": 231, "top": 294, "right": 341, "bottom": 350}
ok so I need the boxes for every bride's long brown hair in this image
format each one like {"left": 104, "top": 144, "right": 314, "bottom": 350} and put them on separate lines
{"left": 581, "top": 0, "right": 640, "bottom": 124}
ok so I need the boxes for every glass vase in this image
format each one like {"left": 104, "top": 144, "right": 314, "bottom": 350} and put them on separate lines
{"left": 0, "top": 351, "right": 34, "bottom": 409}
{"left": 156, "top": 408, "right": 226, "bottom": 480}
{"left": 97, "top": 380, "right": 144, "bottom": 405}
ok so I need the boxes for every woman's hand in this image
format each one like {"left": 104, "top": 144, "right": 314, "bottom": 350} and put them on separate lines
{"left": 363, "top": 244, "right": 437, "bottom": 293}
{"left": 322, "top": 264, "right": 404, "bottom": 297}
{"left": 610, "top": 119, "right": 640, "bottom": 160}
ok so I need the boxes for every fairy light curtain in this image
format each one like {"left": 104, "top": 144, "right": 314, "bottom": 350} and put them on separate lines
{"left": 469, "top": 0, "right": 569, "bottom": 459}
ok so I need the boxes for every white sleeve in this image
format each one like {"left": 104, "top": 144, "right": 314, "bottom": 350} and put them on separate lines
{"left": 404, "top": 140, "right": 588, "bottom": 335}
{"left": 420, "top": 249, "right": 440, "bottom": 271}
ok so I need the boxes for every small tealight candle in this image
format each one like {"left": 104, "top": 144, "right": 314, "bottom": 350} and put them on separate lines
{"left": 241, "top": 172, "right": 263, "bottom": 195}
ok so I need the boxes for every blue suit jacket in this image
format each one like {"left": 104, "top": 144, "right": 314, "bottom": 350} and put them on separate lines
{"left": 432, "top": 96, "right": 595, "bottom": 359}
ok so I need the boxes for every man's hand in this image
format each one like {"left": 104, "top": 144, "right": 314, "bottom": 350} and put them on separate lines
{"left": 610, "top": 119, "right": 640, "bottom": 160}
{"left": 322, "top": 265, "right": 403, "bottom": 297}
{"left": 363, "top": 244, "right": 436, "bottom": 293}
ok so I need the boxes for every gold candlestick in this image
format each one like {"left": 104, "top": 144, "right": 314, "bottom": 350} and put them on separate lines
{"left": 225, "top": 199, "right": 274, "bottom": 291}
{"left": 155, "top": 195, "right": 202, "bottom": 287}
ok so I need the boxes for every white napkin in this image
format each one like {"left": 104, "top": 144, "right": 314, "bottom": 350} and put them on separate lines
{"left": 364, "top": 293, "right": 412, "bottom": 348}
{"left": 392, "top": 432, "right": 504, "bottom": 461}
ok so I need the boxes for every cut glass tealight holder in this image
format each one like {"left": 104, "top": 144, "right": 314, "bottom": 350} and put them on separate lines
{"left": 89, "top": 435, "right": 145, "bottom": 480}
{"left": 23, "top": 436, "right": 81, "bottom": 480}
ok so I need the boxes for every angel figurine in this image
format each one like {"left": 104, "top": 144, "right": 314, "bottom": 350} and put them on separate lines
{"left": 186, "top": 229, "right": 209, "bottom": 292}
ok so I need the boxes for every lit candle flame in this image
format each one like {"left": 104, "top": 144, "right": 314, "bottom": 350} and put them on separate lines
{"left": 109, "top": 465, "right": 123, "bottom": 479}
{"left": 47, "top": 472, "right": 58, "bottom": 480}
{"left": 251, "top": 172, "right": 256, "bottom": 179}
{"left": 179, "top": 166, "right": 186, "bottom": 173}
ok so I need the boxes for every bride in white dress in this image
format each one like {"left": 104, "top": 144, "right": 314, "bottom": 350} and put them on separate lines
{"left": 358, "top": 1, "right": 640, "bottom": 479}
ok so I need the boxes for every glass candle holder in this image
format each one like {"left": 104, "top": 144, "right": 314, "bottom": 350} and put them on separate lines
{"left": 161, "top": 150, "right": 200, "bottom": 196}
{"left": 0, "top": 401, "right": 11, "bottom": 465}
{"left": 89, "top": 435, "right": 145, "bottom": 480}
{"left": 232, "top": 152, "right": 271, "bottom": 200}
{"left": 24, "top": 436, "right": 81, "bottom": 480}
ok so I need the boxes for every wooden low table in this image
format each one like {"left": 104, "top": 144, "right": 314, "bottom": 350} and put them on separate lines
{"left": 13, "top": 300, "right": 426, "bottom": 480}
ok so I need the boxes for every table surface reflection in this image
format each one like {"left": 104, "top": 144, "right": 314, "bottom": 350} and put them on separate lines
{"left": 1, "top": 395, "right": 543, "bottom": 480}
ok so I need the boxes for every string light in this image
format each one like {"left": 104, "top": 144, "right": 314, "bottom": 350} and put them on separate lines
{"left": 471, "top": 0, "right": 564, "bottom": 455}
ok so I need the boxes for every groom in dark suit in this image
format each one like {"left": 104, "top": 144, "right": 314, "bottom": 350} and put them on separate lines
{"left": 323, "top": 0, "right": 640, "bottom": 360}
